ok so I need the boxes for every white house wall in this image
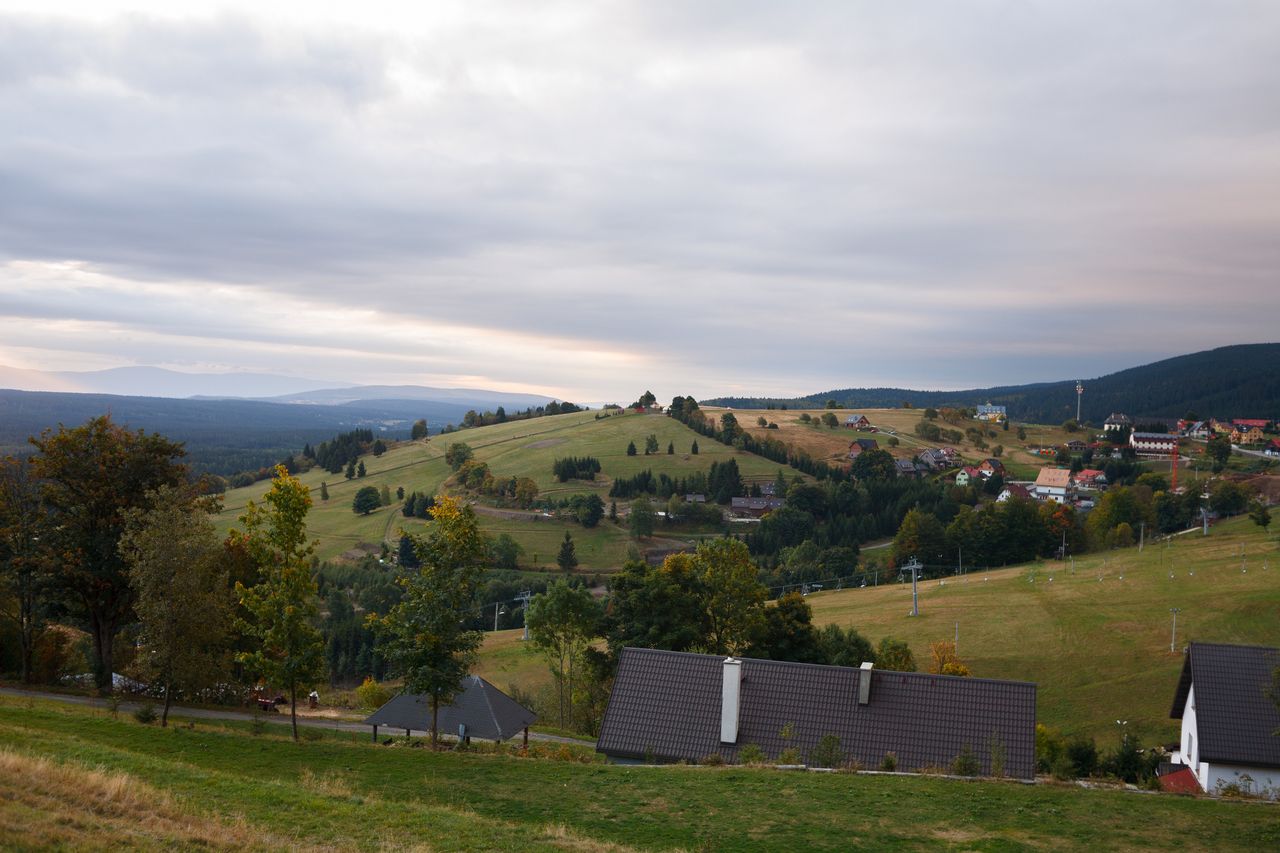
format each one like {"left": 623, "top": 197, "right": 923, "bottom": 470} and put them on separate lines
{"left": 1201, "top": 762, "right": 1280, "bottom": 799}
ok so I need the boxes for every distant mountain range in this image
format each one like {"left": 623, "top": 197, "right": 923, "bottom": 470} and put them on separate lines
{"left": 0, "top": 368, "right": 563, "bottom": 477}
{"left": 0, "top": 365, "right": 339, "bottom": 398}
{"left": 705, "top": 343, "right": 1280, "bottom": 423}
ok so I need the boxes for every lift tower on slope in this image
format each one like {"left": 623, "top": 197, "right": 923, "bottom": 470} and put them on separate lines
{"left": 1075, "top": 380, "right": 1083, "bottom": 424}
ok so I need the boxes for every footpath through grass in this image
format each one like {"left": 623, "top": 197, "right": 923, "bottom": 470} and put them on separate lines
{"left": 1, "top": 695, "right": 1277, "bottom": 852}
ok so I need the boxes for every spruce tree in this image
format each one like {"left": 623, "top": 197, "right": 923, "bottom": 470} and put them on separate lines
{"left": 357, "top": 460, "right": 367, "bottom": 478}
{"left": 691, "top": 440, "right": 699, "bottom": 455}
{"left": 626, "top": 441, "right": 637, "bottom": 456}
{"left": 345, "top": 460, "right": 356, "bottom": 480}
{"left": 556, "top": 532, "right": 579, "bottom": 572}
{"left": 667, "top": 442, "right": 674, "bottom": 454}
{"left": 320, "top": 481, "right": 329, "bottom": 501}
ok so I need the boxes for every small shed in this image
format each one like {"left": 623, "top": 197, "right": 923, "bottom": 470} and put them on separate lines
{"left": 365, "top": 675, "right": 537, "bottom": 745}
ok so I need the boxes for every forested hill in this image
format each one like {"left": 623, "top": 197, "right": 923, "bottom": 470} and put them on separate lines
{"left": 706, "top": 343, "right": 1280, "bottom": 423}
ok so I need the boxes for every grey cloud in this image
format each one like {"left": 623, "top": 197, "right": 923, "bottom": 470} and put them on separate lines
{"left": 1, "top": 3, "right": 1278, "bottom": 398}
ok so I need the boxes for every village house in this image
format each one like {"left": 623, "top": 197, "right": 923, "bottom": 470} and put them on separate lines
{"left": 979, "top": 458, "right": 1005, "bottom": 477}
{"left": 365, "top": 676, "right": 537, "bottom": 746}
{"left": 954, "top": 466, "right": 984, "bottom": 487}
{"left": 997, "top": 483, "right": 1032, "bottom": 502}
{"left": 1073, "top": 469, "right": 1107, "bottom": 489}
{"left": 1265, "top": 438, "right": 1280, "bottom": 458}
{"left": 1130, "top": 431, "right": 1178, "bottom": 457}
{"left": 1033, "top": 467, "right": 1073, "bottom": 502}
{"left": 894, "top": 458, "right": 919, "bottom": 479}
{"left": 1064, "top": 439, "right": 1088, "bottom": 453}
{"left": 683, "top": 494, "right": 707, "bottom": 504}
{"left": 1103, "top": 413, "right": 1133, "bottom": 433}
{"left": 730, "top": 496, "right": 784, "bottom": 518}
{"left": 596, "top": 648, "right": 1037, "bottom": 779}
{"left": 843, "top": 414, "right": 873, "bottom": 430}
{"left": 915, "top": 448, "right": 949, "bottom": 471}
{"left": 1183, "top": 421, "right": 1211, "bottom": 440}
{"left": 847, "top": 437, "right": 879, "bottom": 460}
{"left": 975, "top": 402, "right": 1007, "bottom": 423}
{"left": 1232, "top": 418, "right": 1270, "bottom": 431}
{"left": 1232, "top": 425, "right": 1266, "bottom": 445}
{"left": 1168, "top": 642, "right": 1280, "bottom": 799}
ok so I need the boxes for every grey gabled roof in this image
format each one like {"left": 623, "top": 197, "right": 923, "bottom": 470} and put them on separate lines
{"left": 365, "top": 675, "right": 536, "bottom": 741}
{"left": 597, "top": 648, "right": 1037, "bottom": 779}
{"left": 1170, "top": 642, "right": 1280, "bottom": 768}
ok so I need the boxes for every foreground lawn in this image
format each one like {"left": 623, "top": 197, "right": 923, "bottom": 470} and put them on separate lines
{"left": 0, "top": 697, "right": 1276, "bottom": 852}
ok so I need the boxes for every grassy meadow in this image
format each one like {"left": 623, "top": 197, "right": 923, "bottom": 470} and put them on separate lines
{"left": 804, "top": 516, "right": 1280, "bottom": 745}
{"left": 2, "top": 695, "right": 1278, "bottom": 852}
{"left": 714, "top": 405, "right": 1087, "bottom": 477}
{"left": 213, "top": 409, "right": 791, "bottom": 567}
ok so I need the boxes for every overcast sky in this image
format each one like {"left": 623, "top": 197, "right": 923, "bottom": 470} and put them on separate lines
{"left": 1, "top": 1, "right": 1277, "bottom": 402}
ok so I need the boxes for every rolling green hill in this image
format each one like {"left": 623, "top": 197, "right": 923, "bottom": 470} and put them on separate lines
{"left": 803, "top": 516, "right": 1280, "bottom": 744}
{"left": 214, "top": 409, "right": 794, "bottom": 568}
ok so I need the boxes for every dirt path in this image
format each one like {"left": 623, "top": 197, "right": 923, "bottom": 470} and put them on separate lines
{"left": 0, "top": 686, "right": 595, "bottom": 747}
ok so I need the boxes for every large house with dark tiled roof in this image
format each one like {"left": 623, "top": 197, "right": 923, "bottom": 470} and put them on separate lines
{"left": 1169, "top": 642, "right": 1280, "bottom": 798}
{"left": 596, "top": 647, "right": 1037, "bottom": 778}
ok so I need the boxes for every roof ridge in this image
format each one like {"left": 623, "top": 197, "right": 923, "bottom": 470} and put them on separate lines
{"left": 621, "top": 647, "right": 1037, "bottom": 687}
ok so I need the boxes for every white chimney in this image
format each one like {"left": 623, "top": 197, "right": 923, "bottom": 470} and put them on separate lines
{"left": 720, "top": 657, "right": 742, "bottom": 743}
{"left": 858, "top": 661, "right": 874, "bottom": 705}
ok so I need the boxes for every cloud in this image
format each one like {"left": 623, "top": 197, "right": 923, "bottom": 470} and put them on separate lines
{"left": 1, "top": 2, "right": 1278, "bottom": 400}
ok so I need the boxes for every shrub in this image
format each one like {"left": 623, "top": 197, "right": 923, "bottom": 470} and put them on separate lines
{"left": 809, "top": 734, "right": 843, "bottom": 769}
{"left": 737, "top": 744, "right": 766, "bottom": 765}
{"left": 951, "top": 745, "right": 980, "bottom": 776}
{"left": 301, "top": 727, "right": 325, "bottom": 742}
{"left": 355, "top": 676, "right": 392, "bottom": 711}
{"left": 132, "top": 703, "right": 157, "bottom": 725}
{"left": 1066, "top": 737, "right": 1098, "bottom": 778}
{"left": 1050, "top": 754, "right": 1076, "bottom": 781}
{"left": 700, "top": 752, "right": 725, "bottom": 766}
{"left": 989, "top": 734, "right": 1007, "bottom": 779}
{"left": 777, "top": 748, "right": 802, "bottom": 765}
{"left": 880, "top": 752, "right": 898, "bottom": 772}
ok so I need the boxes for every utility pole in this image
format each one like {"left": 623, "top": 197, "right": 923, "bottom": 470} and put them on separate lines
{"left": 1076, "top": 380, "right": 1083, "bottom": 424}
{"left": 1169, "top": 607, "right": 1181, "bottom": 653}
{"left": 515, "top": 590, "right": 532, "bottom": 640}
{"left": 905, "top": 557, "right": 922, "bottom": 617}
{"left": 1139, "top": 521, "right": 1144, "bottom": 552}
{"left": 493, "top": 601, "right": 506, "bottom": 632}
{"left": 957, "top": 546, "right": 962, "bottom": 577}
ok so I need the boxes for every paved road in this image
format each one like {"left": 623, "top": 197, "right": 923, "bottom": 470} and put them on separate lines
{"left": 0, "top": 686, "right": 595, "bottom": 747}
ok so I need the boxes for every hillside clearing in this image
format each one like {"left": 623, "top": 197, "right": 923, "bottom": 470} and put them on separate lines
{"left": 804, "top": 516, "right": 1280, "bottom": 744}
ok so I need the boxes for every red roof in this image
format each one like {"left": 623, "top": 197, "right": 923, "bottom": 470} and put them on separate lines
{"left": 1233, "top": 419, "right": 1269, "bottom": 428}
{"left": 1158, "top": 766, "right": 1201, "bottom": 795}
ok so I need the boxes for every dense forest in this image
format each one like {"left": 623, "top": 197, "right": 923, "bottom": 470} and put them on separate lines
{"left": 706, "top": 343, "right": 1280, "bottom": 424}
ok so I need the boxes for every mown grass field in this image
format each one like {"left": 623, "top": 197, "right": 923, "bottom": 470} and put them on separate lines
{"left": 213, "top": 409, "right": 790, "bottom": 567}
{"left": 1, "top": 695, "right": 1277, "bottom": 852}
{"left": 805, "top": 516, "right": 1280, "bottom": 745}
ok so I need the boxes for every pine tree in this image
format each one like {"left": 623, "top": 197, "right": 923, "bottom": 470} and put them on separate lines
{"left": 609, "top": 501, "right": 619, "bottom": 522}
{"left": 345, "top": 460, "right": 356, "bottom": 480}
{"left": 357, "top": 461, "right": 367, "bottom": 478}
{"left": 396, "top": 486, "right": 405, "bottom": 500}
{"left": 626, "top": 441, "right": 637, "bottom": 456}
{"left": 320, "top": 481, "right": 329, "bottom": 501}
{"left": 667, "top": 442, "right": 674, "bottom": 455}
{"left": 557, "top": 532, "right": 579, "bottom": 572}
{"left": 691, "top": 440, "right": 699, "bottom": 455}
